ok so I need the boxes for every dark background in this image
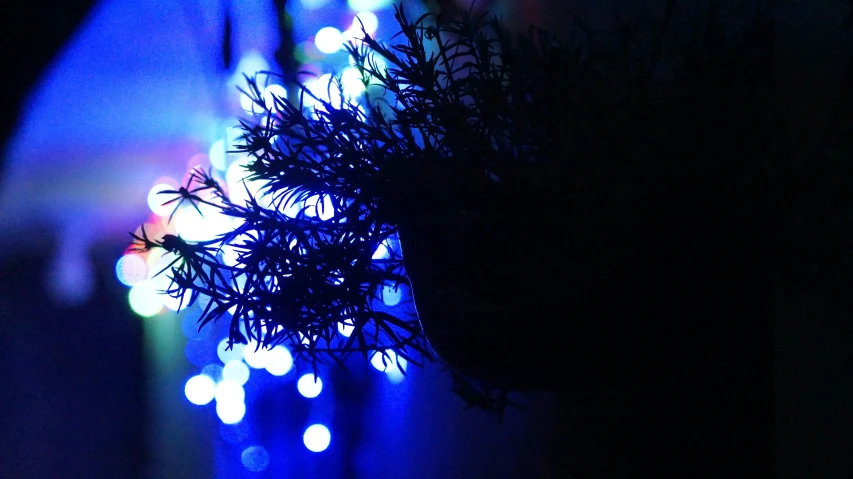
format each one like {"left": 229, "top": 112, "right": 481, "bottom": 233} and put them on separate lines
{"left": 1, "top": 0, "right": 853, "bottom": 477}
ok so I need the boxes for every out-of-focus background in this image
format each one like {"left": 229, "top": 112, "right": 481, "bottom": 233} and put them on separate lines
{"left": 0, "top": 0, "right": 852, "bottom": 477}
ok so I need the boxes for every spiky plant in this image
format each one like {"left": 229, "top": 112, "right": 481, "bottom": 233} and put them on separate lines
{"left": 133, "top": 1, "right": 788, "bottom": 413}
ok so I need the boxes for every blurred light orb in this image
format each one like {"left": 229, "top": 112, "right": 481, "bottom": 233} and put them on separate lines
{"left": 215, "top": 380, "right": 246, "bottom": 404}
{"left": 353, "top": 11, "right": 378, "bottom": 34}
{"left": 174, "top": 201, "right": 232, "bottom": 242}
{"left": 209, "top": 139, "right": 227, "bottom": 171}
{"left": 216, "top": 399, "right": 246, "bottom": 425}
{"left": 297, "top": 374, "right": 323, "bottom": 398}
{"left": 348, "top": 0, "right": 392, "bottom": 10}
{"left": 218, "top": 339, "right": 245, "bottom": 364}
{"left": 240, "top": 90, "right": 263, "bottom": 115}
{"left": 243, "top": 341, "right": 271, "bottom": 369}
{"left": 309, "top": 73, "right": 343, "bottom": 108}
{"left": 300, "top": 0, "right": 330, "bottom": 8}
{"left": 115, "top": 254, "right": 147, "bottom": 286}
{"left": 340, "top": 67, "right": 366, "bottom": 100}
{"left": 303, "top": 424, "right": 331, "bottom": 452}
{"left": 184, "top": 374, "right": 216, "bottom": 405}
{"left": 229, "top": 52, "right": 269, "bottom": 89}
{"left": 371, "top": 350, "right": 407, "bottom": 373}
{"left": 372, "top": 241, "right": 390, "bottom": 260}
{"left": 147, "top": 183, "right": 177, "bottom": 217}
{"left": 241, "top": 445, "right": 270, "bottom": 472}
{"left": 263, "top": 84, "right": 287, "bottom": 110}
{"left": 381, "top": 284, "right": 402, "bottom": 306}
{"left": 163, "top": 288, "right": 192, "bottom": 312}
{"left": 128, "top": 281, "right": 164, "bottom": 317}
{"left": 265, "top": 345, "right": 293, "bottom": 376}
{"left": 338, "top": 319, "right": 354, "bottom": 338}
{"left": 304, "top": 194, "right": 335, "bottom": 220}
{"left": 314, "top": 27, "right": 344, "bottom": 55}
{"left": 222, "top": 360, "right": 250, "bottom": 386}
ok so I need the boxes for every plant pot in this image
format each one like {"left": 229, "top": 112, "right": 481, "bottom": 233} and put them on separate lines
{"left": 394, "top": 171, "right": 652, "bottom": 391}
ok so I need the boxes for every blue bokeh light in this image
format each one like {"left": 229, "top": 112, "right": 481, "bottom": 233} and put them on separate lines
{"left": 241, "top": 445, "right": 271, "bottom": 472}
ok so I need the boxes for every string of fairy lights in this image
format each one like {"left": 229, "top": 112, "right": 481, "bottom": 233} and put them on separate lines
{"left": 114, "top": 0, "right": 416, "bottom": 473}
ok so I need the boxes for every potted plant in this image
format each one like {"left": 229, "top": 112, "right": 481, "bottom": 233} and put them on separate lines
{"left": 131, "top": 1, "right": 785, "bottom": 413}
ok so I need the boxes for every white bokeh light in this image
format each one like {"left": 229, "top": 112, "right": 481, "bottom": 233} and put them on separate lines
{"left": 128, "top": 280, "right": 164, "bottom": 317}
{"left": 218, "top": 339, "right": 245, "bottom": 364}
{"left": 263, "top": 84, "right": 288, "bottom": 111}
{"left": 339, "top": 67, "right": 366, "bottom": 100}
{"left": 215, "top": 380, "right": 246, "bottom": 404}
{"left": 296, "top": 374, "right": 323, "bottom": 398}
{"left": 243, "top": 341, "right": 271, "bottom": 369}
{"left": 303, "top": 424, "right": 331, "bottom": 452}
{"left": 347, "top": 0, "right": 392, "bottom": 11}
{"left": 304, "top": 194, "right": 335, "bottom": 220}
{"left": 184, "top": 374, "right": 216, "bottom": 405}
{"left": 216, "top": 400, "right": 246, "bottom": 425}
{"left": 372, "top": 241, "right": 390, "bottom": 260}
{"left": 209, "top": 139, "right": 227, "bottom": 170}
{"left": 337, "top": 319, "right": 354, "bottom": 338}
{"left": 147, "top": 183, "right": 177, "bottom": 217}
{"left": 353, "top": 12, "right": 378, "bottom": 35}
{"left": 174, "top": 201, "right": 232, "bottom": 242}
{"left": 229, "top": 52, "right": 270, "bottom": 90}
{"left": 115, "top": 254, "right": 147, "bottom": 286}
{"left": 314, "top": 26, "right": 344, "bottom": 55}
{"left": 371, "top": 350, "right": 407, "bottom": 377}
{"left": 265, "top": 345, "right": 294, "bottom": 376}
{"left": 222, "top": 360, "right": 250, "bottom": 386}
{"left": 163, "top": 288, "right": 193, "bottom": 312}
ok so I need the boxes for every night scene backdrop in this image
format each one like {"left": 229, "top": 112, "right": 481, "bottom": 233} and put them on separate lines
{"left": 1, "top": 0, "right": 852, "bottom": 478}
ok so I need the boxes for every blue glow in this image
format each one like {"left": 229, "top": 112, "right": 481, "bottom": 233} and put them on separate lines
{"left": 241, "top": 445, "right": 271, "bottom": 472}
{"left": 201, "top": 364, "right": 224, "bottom": 382}
{"left": 264, "top": 345, "right": 294, "bottom": 376}
{"left": 180, "top": 308, "right": 210, "bottom": 341}
{"left": 186, "top": 339, "right": 218, "bottom": 368}
{"left": 300, "top": 0, "right": 331, "bottom": 9}
{"left": 347, "top": 0, "right": 393, "bottom": 11}
{"left": 303, "top": 424, "right": 332, "bottom": 452}
{"left": 297, "top": 374, "right": 324, "bottom": 398}
{"left": 185, "top": 374, "right": 216, "bottom": 405}
{"left": 220, "top": 421, "right": 250, "bottom": 445}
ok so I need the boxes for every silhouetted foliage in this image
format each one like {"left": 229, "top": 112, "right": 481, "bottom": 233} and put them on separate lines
{"left": 134, "top": 1, "right": 844, "bottom": 415}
